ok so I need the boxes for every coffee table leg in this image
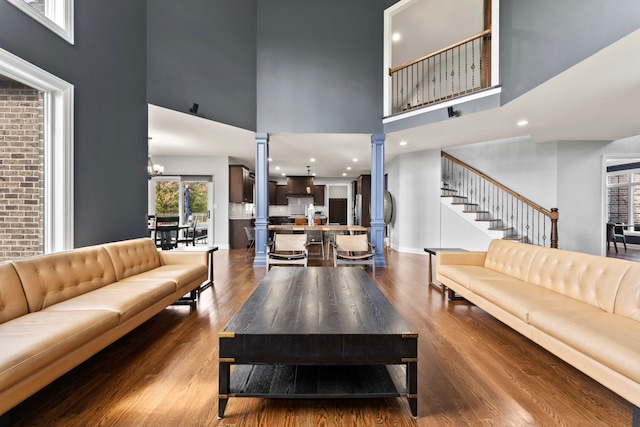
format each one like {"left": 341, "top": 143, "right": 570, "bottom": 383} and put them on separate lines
{"left": 218, "top": 361, "right": 230, "bottom": 418}
{"left": 407, "top": 360, "right": 418, "bottom": 417}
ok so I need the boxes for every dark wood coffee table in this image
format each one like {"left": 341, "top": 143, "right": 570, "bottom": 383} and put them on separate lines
{"left": 218, "top": 267, "right": 418, "bottom": 418}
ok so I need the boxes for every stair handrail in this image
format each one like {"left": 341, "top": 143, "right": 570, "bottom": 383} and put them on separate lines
{"left": 442, "top": 151, "right": 559, "bottom": 248}
{"left": 389, "top": 29, "right": 491, "bottom": 75}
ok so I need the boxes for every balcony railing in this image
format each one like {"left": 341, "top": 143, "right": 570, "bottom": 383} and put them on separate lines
{"left": 389, "top": 29, "right": 492, "bottom": 115}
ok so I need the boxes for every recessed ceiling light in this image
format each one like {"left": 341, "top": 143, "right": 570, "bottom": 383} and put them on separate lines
{"left": 281, "top": 172, "right": 286, "bottom": 176}
{"left": 400, "top": 141, "right": 407, "bottom": 146}
{"left": 342, "top": 173, "right": 347, "bottom": 176}
{"left": 268, "top": 157, "right": 272, "bottom": 162}
{"left": 352, "top": 158, "right": 358, "bottom": 162}
{"left": 517, "top": 120, "right": 529, "bottom": 127}
{"left": 347, "top": 166, "right": 352, "bottom": 170}
{"left": 312, "top": 172, "right": 316, "bottom": 176}
{"left": 392, "top": 33, "right": 401, "bottom": 42}
{"left": 275, "top": 166, "right": 280, "bottom": 170}
{"left": 310, "top": 158, "right": 316, "bottom": 162}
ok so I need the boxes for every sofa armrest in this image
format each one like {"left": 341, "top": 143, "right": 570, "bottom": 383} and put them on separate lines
{"left": 159, "top": 251, "right": 208, "bottom": 267}
{"left": 437, "top": 251, "right": 487, "bottom": 267}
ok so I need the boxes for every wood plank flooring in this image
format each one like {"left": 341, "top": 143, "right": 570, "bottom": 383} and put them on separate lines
{"left": 1, "top": 247, "right": 634, "bottom": 426}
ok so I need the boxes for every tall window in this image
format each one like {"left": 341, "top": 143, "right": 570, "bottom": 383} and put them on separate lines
{"left": 0, "top": 77, "right": 44, "bottom": 261}
{"left": 0, "top": 47, "right": 74, "bottom": 258}
{"left": 7, "top": 0, "right": 74, "bottom": 44}
{"left": 607, "top": 168, "right": 640, "bottom": 229}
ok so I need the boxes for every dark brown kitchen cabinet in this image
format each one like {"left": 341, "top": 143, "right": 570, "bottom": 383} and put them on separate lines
{"left": 357, "top": 174, "right": 371, "bottom": 227}
{"left": 287, "top": 176, "right": 313, "bottom": 195}
{"left": 276, "top": 185, "right": 288, "bottom": 205}
{"left": 313, "top": 185, "right": 325, "bottom": 205}
{"left": 269, "top": 181, "right": 277, "bottom": 205}
{"left": 229, "top": 165, "right": 253, "bottom": 203}
{"left": 229, "top": 219, "right": 253, "bottom": 249}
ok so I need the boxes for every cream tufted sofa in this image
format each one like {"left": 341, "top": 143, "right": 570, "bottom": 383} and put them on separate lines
{"left": 0, "top": 238, "right": 209, "bottom": 415}
{"left": 436, "top": 239, "right": 640, "bottom": 416}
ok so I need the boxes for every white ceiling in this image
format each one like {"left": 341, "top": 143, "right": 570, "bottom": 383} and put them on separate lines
{"left": 148, "top": 23, "right": 640, "bottom": 180}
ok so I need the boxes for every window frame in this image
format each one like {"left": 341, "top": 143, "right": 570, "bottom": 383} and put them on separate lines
{"left": 0, "top": 46, "right": 74, "bottom": 254}
{"left": 7, "top": 0, "right": 74, "bottom": 45}
{"left": 606, "top": 167, "right": 640, "bottom": 226}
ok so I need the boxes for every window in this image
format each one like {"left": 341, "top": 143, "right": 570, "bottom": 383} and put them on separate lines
{"left": 606, "top": 167, "right": 640, "bottom": 228}
{"left": 0, "top": 47, "right": 74, "bottom": 256}
{"left": 7, "top": 0, "right": 74, "bottom": 44}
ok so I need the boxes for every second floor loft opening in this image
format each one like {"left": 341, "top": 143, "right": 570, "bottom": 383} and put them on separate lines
{"left": 384, "top": 0, "right": 500, "bottom": 118}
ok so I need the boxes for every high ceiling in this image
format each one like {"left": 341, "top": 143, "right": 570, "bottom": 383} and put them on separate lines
{"left": 148, "top": 11, "right": 640, "bottom": 180}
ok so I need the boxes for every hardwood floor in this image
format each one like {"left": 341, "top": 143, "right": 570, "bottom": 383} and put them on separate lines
{"left": 1, "top": 247, "right": 634, "bottom": 426}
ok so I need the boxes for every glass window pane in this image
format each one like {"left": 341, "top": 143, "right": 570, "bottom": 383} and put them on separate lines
{"left": 608, "top": 174, "right": 629, "bottom": 185}
{"left": 23, "top": 0, "right": 46, "bottom": 15}
{"left": 607, "top": 187, "right": 628, "bottom": 224}
{"left": 0, "top": 78, "right": 44, "bottom": 261}
{"left": 155, "top": 181, "right": 179, "bottom": 217}
{"left": 633, "top": 172, "right": 640, "bottom": 183}
{"left": 634, "top": 185, "right": 640, "bottom": 231}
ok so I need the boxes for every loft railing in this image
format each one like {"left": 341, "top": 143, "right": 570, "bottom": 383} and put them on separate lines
{"left": 441, "top": 152, "right": 559, "bottom": 248}
{"left": 389, "top": 29, "right": 492, "bottom": 115}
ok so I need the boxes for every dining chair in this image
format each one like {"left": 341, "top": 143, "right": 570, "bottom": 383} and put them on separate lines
{"left": 177, "top": 216, "right": 199, "bottom": 246}
{"left": 614, "top": 223, "right": 628, "bottom": 251}
{"left": 324, "top": 223, "right": 344, "bottom": 260}
{"left": 306, "top": 229, "right": 324, "bottom": 259}
{"left": 244, "top": 226, "right": 256, "bottom": 258}
{"left": 155, "top": 216, "right": 180, "bottom": 250}
{"left": 332, "top": 233, "right": 376, "bottom": 275}
{"left": 266, "top": 233, "right": 308, "bottom": 271}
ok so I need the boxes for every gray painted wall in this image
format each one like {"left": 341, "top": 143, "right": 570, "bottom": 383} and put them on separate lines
{"left": 256, "top": 0, "right": 389, "bottom": 133}
{"left": 500, "top": 0, "right": 640, "bottom": 104}
{"left": 147, "top": 0, "right": 257, "bottom": 131}
{"left": 0, "top": 1, "right": 148, "bottom": 247}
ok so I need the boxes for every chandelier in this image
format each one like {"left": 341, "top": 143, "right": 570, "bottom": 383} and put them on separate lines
{"left": 147, "top": 137, "right": 164, "bottom": 179}
{"left": 147, "top": 154, "right": 164, "bottom": 179}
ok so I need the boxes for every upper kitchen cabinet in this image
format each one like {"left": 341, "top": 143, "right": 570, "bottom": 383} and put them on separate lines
{"left": 229, "top": 165, "right": 254, "bottom": 203}
{"left": 287, "top": 176, "right": 313, "bottom": 195}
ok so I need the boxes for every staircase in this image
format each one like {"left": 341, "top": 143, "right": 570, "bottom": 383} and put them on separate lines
{"left": 441, "top": 152, "right": 559, "bottom": 248}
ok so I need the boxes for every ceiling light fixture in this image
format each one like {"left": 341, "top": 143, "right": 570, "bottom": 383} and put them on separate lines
{"left": 306, "top": 166, "right": 312, "bottom": 194}
{"left": 147, "top": 137, "right": 164, "bottom": 179}
{"left": 347, "top": 166, "right": 352, "bottom": 170}
{"left": 400, "top": 141, "right": 407, "bottom": 146}
{"left": 342, "top": 173, "right": 347, "bottom": 176}
{"left": 310, "top": 158, "right": 316, "bottom": 162}
{"left": 517, "top": 120, "right": 529, "bottom": 126}
{"left": 352, "top": 158, "right": 358, "bottom": 162}
{"left": 392, "top": 33, "right": 401, "bottom": 42}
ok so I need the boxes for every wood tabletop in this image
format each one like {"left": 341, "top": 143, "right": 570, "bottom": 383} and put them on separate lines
{"left": 268, "top": 224, "right": 368, "bottom": 232}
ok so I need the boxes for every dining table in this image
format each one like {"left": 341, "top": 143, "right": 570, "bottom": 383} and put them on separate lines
{"left": 268, "top": 224, "right": 368, "bottom": 233}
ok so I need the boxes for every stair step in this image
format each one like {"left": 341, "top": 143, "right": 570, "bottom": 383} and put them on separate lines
{"left": 488, "top": 227, "right": 513, "bottom": 231}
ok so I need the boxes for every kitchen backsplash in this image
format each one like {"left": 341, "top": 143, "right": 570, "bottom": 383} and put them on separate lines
{"left": 229, "top": 202, "right": 254, "bottom": 219}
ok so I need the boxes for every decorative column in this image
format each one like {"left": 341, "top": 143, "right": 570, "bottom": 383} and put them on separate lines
{"left": 253, "top": 133, "right": 269, "bottom": 268}
{"left": 370, "top": 133, "right": 387, "bottom": 268}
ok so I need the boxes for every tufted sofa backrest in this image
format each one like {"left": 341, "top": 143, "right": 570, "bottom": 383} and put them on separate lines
{"left": 0, "top": 263, "right": 29, "bottom": 324}
{"left": 102, "top": 238, "right": 161, "bottom": 281}
{"left": 12, "top": 245, "right": 117, "bottom": 312}
{"left": 484, "top": 239, "right": 541, "bottom": 282}
{"left": 527, "top": 245, "right": 631, "bottom": 313}
{"left": 613, "top": 263, "right": 640, "bottom": 321}
{"left": 485, "top": 240, "right": 633, "bottom": 314}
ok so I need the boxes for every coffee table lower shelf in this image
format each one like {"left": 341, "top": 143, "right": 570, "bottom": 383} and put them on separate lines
{"left": 225, "top": 364, "right": 409, "bottom": 400}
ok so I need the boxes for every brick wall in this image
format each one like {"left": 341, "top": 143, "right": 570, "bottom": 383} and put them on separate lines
{"left": 0, "top": 79, "right": 44, "bottom": 261}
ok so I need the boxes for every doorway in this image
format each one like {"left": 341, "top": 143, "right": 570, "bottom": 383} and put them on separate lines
{"left": 149, "top": 175, "right": 214, "bottom": 244}
{"left": 329, "top": 199, "right": 348, "bottom": 224}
